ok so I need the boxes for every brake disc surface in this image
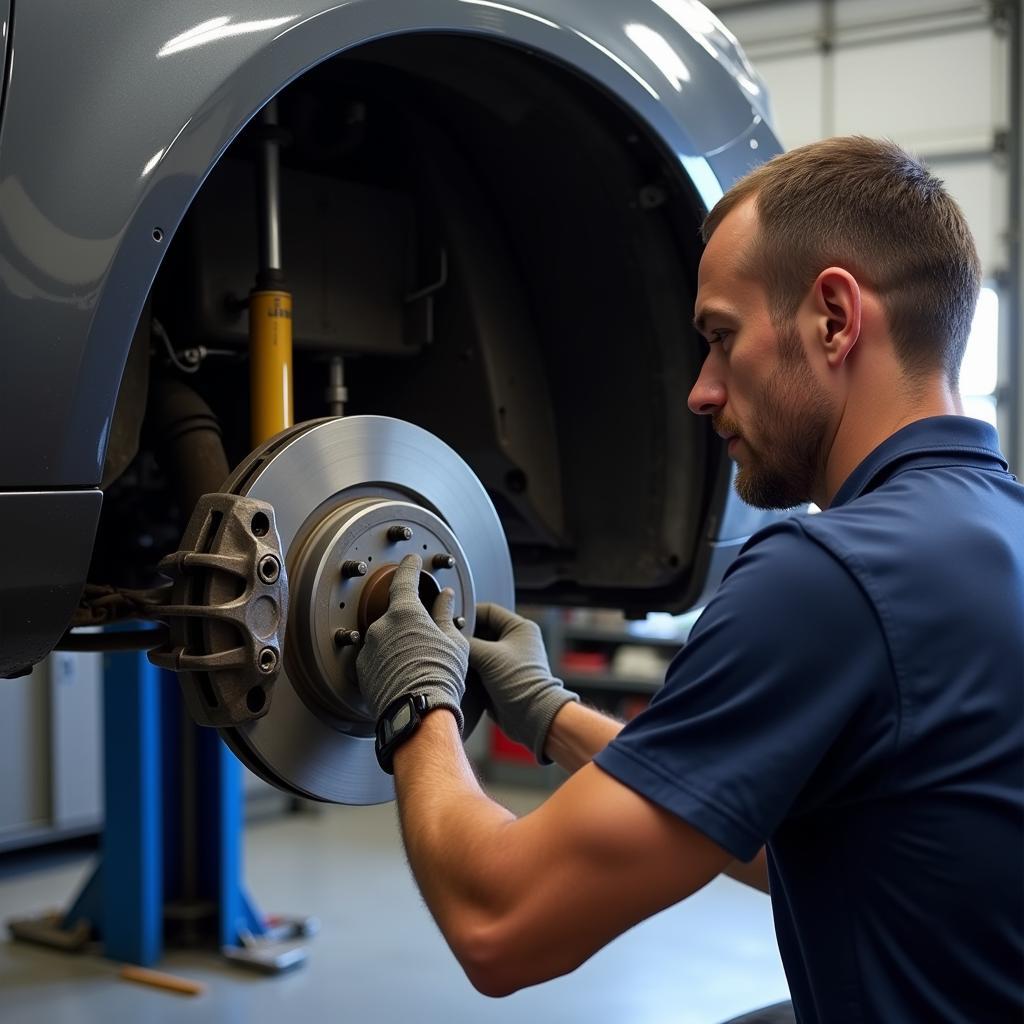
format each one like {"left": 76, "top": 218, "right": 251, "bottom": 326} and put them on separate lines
{"left": 219, "top": 416, "right": 514, "bottom": 804}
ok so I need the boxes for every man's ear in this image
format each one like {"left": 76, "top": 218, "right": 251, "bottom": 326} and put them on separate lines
{"left": 812, "top": 267, "right": 862, "bottom": 367}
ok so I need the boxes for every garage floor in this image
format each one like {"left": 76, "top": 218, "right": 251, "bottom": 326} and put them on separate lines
{"left": 0, "top": 786, "right": 789, "bottom": 1024}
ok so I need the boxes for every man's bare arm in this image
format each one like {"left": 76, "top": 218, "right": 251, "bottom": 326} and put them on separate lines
{"left": 355, "top": 570, "right": 755, "bottom": 993}
{"left": 547, "top": 702, "right": 770, "bottom": 893}
{"left": 725, "top": 848, "right": 770, "bottom": 893}
{"left": 394, "top": 710, "right": 732, "bottom": 997}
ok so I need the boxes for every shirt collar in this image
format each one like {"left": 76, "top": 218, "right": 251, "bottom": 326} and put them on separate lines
{"left": 829, "top": 415, "right": 1008, "bottom": 509}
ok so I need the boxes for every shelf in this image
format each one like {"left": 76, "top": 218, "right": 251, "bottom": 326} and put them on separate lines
{"left": 561, "top": 672, "right": 663, "bottom": 695}
{"left": 561, "top": 625, "right": 686, "bottom": 649}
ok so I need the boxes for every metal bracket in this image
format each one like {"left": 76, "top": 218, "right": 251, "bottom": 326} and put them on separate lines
{"left": 148, "top": 492, "right": 289, "bottom": 729}
{"left": 7, "top": 912, "right": 92, "bottom": 953}
{"left": 221, "top": 915, "right": 319, "bottom": 974}
{"left": 404, "top": 248, "right": 448, "bottom": 346}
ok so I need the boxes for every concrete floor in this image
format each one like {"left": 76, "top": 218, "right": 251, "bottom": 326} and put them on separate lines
{"left": 0, "top": 786, "right": 789, "bottom": 1023}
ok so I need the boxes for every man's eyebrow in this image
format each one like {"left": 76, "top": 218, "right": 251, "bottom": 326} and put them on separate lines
{"left": 692, "top": 306, "right": 738, "bottom": 335}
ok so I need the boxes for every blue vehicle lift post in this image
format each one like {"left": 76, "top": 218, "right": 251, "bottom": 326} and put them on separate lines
{"left": 8, "top": 648, "right": 310, "bottom": 971}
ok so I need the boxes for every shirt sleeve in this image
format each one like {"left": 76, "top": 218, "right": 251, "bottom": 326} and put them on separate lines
{"left": 594, "top": 518, "right": 894, "bottom": 861}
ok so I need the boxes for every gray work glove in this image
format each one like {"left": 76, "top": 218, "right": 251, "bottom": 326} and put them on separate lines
{"left": 470, "top": 604, "right": 579, "bottom": 763}
{"left": 356, "top": 553, "right": 469, "bottom": 732}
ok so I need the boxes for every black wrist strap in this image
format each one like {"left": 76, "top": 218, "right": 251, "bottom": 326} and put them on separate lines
{"left": 375, "top": 692, "right": 464, "bottom": 774}
{"left": 375, "top": 693, "right": 429, "bottom": 775}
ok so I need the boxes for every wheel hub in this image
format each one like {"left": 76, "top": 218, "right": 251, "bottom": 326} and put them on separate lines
{"left": 286, "top": 496, "right": 475, "bottom": 730}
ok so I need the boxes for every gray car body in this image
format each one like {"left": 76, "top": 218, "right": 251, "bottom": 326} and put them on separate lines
{"left": 0, "top": 0, "right": 782, "bottom": 673}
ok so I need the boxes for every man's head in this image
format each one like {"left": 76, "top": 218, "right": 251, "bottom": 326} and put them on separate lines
{"left": 689, "top": 136, "right": 981, "bottom": 509}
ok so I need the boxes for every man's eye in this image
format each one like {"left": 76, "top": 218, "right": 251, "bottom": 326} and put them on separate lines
{"left": 710, "top": 329, "right": 733, "bottom": 345}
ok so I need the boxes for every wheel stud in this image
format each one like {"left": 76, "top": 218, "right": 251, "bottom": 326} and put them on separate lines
{"left": 432, "top": 554, "right": 456, "bottom": 570}
{"left": 387, "top": 525, "right": 413, "bottom": 543}
{"left": 334, "top": 629, "right": 361, "bottom": 647}
{"left": 341, "top": 559, "right": 368, "bottom": 579}
{"left": 453, "top": 616, "right": 466, "bottom": 631}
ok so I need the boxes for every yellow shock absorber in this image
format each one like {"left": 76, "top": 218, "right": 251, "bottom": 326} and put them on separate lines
{"left": 249, "top": 288, "right": 294, "bottom": 446}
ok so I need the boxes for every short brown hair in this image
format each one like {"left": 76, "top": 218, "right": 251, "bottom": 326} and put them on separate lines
{"left": 702, "top": 136, "right": 981, "bottom": 386}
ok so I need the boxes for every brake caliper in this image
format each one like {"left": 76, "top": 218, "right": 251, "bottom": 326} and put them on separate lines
{"left": 149, "top": 493, "right": 288, "bottom": 728}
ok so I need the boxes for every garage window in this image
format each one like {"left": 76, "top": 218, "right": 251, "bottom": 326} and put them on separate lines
{"left": 961, "top": 285, "right": 1000, "bottom": 428}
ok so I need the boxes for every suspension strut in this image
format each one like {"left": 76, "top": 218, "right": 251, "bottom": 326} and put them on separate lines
{"left": 249, "top": 98, "right": 294, "bottom": 446}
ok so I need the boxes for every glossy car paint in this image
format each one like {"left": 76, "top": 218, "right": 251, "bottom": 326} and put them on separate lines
{"left": 0, "top": 3, "right": 9, "bottom": 113}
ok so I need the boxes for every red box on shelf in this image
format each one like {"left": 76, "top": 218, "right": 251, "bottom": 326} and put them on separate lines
{"left": 560, "top": 651, "right": 609, "bottom": 673}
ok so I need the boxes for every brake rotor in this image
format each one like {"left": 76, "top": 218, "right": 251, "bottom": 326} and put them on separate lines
{"left": 219, "top": 416, "right": 514, "bottom": 805}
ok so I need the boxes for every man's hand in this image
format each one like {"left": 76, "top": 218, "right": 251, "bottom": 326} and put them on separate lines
{"left": 356, "top": 553, "right": 469, "bottom": 730}
{"left": 469, "top": 604, "right": 579, "bottom": 762}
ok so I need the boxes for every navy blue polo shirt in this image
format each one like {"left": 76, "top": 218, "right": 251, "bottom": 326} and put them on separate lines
{"left": 595, "top": 416, "right": 1024, "bottom": 1022}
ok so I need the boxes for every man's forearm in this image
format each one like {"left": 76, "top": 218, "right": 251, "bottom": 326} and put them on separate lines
{"left": 390, "top": 701, "right": 619, "bottom": 943}
{"left": 391, "top": 706, "right": 628, "bottom": 995}
{"left": 392, "top": 709, "right": 523, "bottom": 991}
{"left": 393, "top": 709, "right": 514, "bottom": 913}
{"left": 543, "top": 700, "right": 622, "bottom": 773}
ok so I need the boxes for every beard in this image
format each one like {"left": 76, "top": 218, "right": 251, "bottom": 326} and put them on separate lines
{"left": 715, "top": 323, "right": 833, "bottom": 510}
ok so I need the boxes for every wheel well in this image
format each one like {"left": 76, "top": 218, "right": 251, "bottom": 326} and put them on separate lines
{"left": 98, "top": 33, "right": 714, "bottom": 613}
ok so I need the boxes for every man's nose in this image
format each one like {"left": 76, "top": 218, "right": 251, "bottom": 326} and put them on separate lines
{"left": 687, "top": 363, "right": 725, "bottom": 416}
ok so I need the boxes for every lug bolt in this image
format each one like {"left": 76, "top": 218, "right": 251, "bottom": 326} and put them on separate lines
{"left": 432, "top": 554, "right": 456, "bottom": 570}
{"left": 257, "top": 647, "right": 279, "bottom": 674}
{"left": 453, "top": 616, "right": 466, "bottom": 631}
{"left": 387, "top": 525, "right": 413, "bottom": 543}
{"left": 334, "top": 629, "right": 362, "bottom": 647}
{"left": 257, "top": 554, "right": 280, "bottom": 584}
{"left": 341, "top": 560, "right": 368, "bottom": 579}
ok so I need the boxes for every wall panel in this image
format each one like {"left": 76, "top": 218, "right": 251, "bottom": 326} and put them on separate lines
{"left": 753, "top": 53, "right": 826, "bottom": 146}
{"left": 833, "top": 29, "right": 997, "bottom": 150}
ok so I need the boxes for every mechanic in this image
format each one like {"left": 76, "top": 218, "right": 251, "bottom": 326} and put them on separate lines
{"left": 355, "top": 136, "right": 1024, "bottom": 1022}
